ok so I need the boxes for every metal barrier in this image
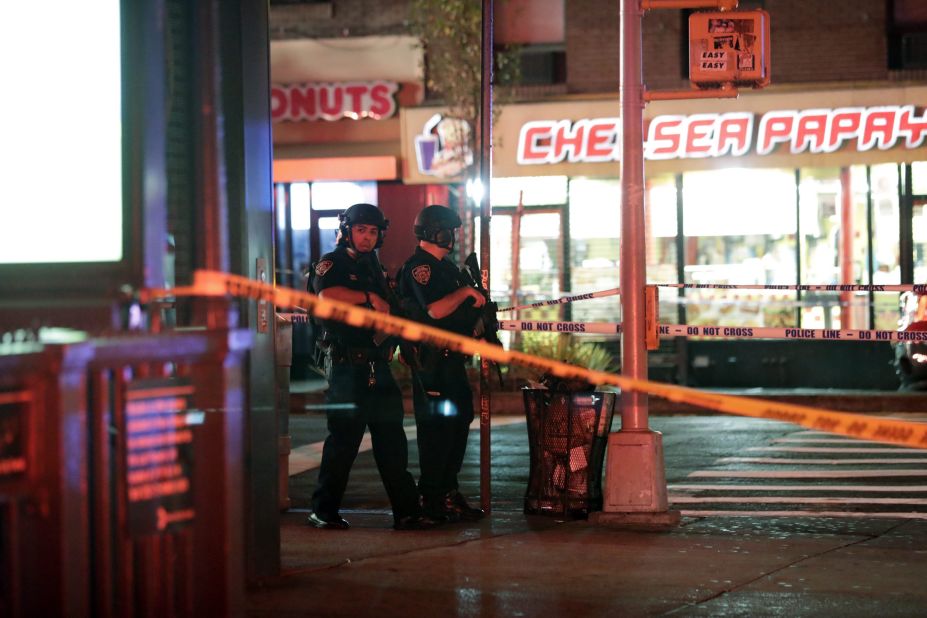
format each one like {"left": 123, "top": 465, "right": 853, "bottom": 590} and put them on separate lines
{"left": 0, "top": 329, "right": 250, "bottom": 617}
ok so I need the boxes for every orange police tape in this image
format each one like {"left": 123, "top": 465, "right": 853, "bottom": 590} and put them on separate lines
{"left": 147, "top": 270, "right": 927, "bottom": 450}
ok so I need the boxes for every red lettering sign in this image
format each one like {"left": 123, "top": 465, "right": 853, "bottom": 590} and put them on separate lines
{"left": 897, "top": 105, "right": 927, "bottom": 148}
{"left": 517, "top": 121, "right": 556, "bottom": 164}
{"left": 516, "top": 105, "right": 927, "bottom": 164}
{"left": 686, "top": 114, "right": 717, "bottom": 158}
{"left": 824, "top": 108, "right": 862, "bottom": 153}
{"left": 716, "top": 113, "right": 753, "bottom": 156}
{"left": 793, "top": 109, "right": 829, "bottom": 154}
{"left": 646, "top": 115, "right": 684, "bottom": 160}
{"left": 270, "top": 80, "right": 398, "bottom": 122}
{"left": 517, "top": 119, "right": 620, "bottom": 164}
{"left": 861, "top": 107, "right": 898, "bottom": 151}
{"left": 553, "top": 120, "right": 587, "bottom": 162}
{"left": 757, "top": 110, "right": 796, "bottom": 155}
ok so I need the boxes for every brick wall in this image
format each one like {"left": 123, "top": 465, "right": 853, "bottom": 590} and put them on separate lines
{"left": 768, "top": 0, "right": 888, "bottom": 83}
{"left": 564, "top": 0, "right": 620, "bottom": 94}
{"left": 271, "top": 0, "right": 893, "bottom": 93}
{"left": 270, "top": 0, "right": 409, "bottom": 39}
{"left": 563, "top": 0, "right": 889, "bottom": 93}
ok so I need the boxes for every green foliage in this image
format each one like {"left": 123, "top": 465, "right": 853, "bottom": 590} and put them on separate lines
{"left": 408, "top": 0, "right": 520, "bottom": 126}
{"left": 520, "top": 332, "right": 619, "bottom": 373}
{"left": 510, "top": 332, "right": 619, "bottom": 391}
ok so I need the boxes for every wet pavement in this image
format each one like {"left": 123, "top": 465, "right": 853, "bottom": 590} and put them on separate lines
{"left": 248, "top": 396, "right": 927, "bottom": 617}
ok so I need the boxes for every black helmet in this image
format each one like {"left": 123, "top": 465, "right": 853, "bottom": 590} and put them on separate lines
{"left": 413, "top": 204, "right": 461, "bottom": 249}
{"left": 338, "top": 203, "right": 389, "bottom": 249}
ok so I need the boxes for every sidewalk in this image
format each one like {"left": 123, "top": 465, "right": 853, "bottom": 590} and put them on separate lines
{"left": 290, "top": 377, "right": 927, "bottom": 417}
{"left": 248, "top": 410, "right": 927, "bottom": 617}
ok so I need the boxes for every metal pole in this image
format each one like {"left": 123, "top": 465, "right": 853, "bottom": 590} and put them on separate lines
{"left": 839, "top": 167, "right": 854, "bottom": 329}
{"left": 866, "top": 166, "right": 875, "bottom": 328}
{"left": 594, "top": 0, "right": 675, "bottom": 525}
{"left": 620, "top": 0, "right": 648, "bottom": 432}
{"left": 194, "top": 0, "right": 232, "bottom": 329}
{"left": 478, "top": 0, "right": 494, "bottom": 515}
{"left": 901, "top": 163, "right": 915, "bottom": 285}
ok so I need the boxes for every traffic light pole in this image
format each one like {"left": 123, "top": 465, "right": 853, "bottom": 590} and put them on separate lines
{"left": 592, "top": 0, "right": 752, "bottom": 528}
{"left": 591, "top": 0, "right": 678, "bottom": 528}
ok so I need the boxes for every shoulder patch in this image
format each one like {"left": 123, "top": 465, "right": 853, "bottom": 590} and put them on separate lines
{"left": 315, "top": 259, "right": 334, "bottom": 277}
{"left": 412, "top": 264, "right": 431, "bottom": 285}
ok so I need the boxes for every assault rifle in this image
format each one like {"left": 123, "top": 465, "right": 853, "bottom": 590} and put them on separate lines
{"left": 361, "top": 251, "right": 424, "bottom": 386}
{"left": 460, "top": 252, "right": 505, "bottom": 387}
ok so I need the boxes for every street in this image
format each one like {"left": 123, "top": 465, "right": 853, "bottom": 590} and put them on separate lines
{"left": 287, "top": 411, "right": 927, "bottom": 522}
{"left": 248, "top": 410, "right": 927, "bottom": 617}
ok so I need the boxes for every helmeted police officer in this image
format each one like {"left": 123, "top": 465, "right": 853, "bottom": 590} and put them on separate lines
{"left": 308, "top": 203, "right": 437, "bottom": 531}
{"left": 398, "top": 204, "right": 486, "bottom": 522}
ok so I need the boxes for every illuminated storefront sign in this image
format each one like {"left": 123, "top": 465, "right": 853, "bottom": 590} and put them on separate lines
{"left": 516, "top": 105, "right": 927, "bottom": 164}
{"left": 271, "top": 80, "right": 398, "bottom": 122}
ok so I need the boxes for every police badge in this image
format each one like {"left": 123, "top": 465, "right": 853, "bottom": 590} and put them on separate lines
{"left": 412, "top": 264, "right": 431, "bottom": 285}
{"left": 315, "top": 259, "right": 334, "bottom": 277}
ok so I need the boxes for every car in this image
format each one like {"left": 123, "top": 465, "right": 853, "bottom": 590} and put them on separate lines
{"left": 894, "top": 290, "right": 927, "bottom": 391}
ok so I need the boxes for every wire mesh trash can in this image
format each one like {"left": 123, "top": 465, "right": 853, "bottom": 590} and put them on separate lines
{"left": 523, "top": 389, "right": 617, "bottom": 518}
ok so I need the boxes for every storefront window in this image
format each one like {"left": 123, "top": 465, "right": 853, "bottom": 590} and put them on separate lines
{"left": 682, "top": 168, "right": 798, "bottom": 327}
{"left": 487, "top": 216, "right": 513, "bottom": 302}
{"left": 912, "top": 162, "right": 927, "bottom": 285}
{"left": 291, "top": 183, "right": 311, "bottom": 229}
{"left": 912, "top": 161, "right": 927, "bottom": 196}
{"left": 290, "top": 183, "right": 311, "bottom": 283}
{"left": 491, "top": 175, "right": 568, "bottom": 206}
{"left": 871, "top": 164, "right": 902, "bottom": 330}
{"left": 486, "top": 176, "right": 566, "bottom": 326}
{"left": 568, "top": 178, "right": 621, "bottom": 323}
{"left": 483, "top": 211, "right": 563, "bottom": 319}
{"left": 915, "top": 199, "right": 927, "bottom": 285}
{"left": 795, "top": 167, "right": 868, "bottom": 330}
{"left": 646, "top": 175, "right": 680, "bottom": 323}
{"left": 310, "top": 181, "right": 378, "bottom": 210}
{"left": 316, "top": 216, "right": 340, "bottom": 257}
{"left": 520, "top": 213, "right": 563, "bottom": 312}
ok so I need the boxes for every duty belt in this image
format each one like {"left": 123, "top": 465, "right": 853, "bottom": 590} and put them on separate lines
{"left": 330, "top": 346, "right": 389, "bottom": 365}
{"left": 424, "top": 347, "right": 469, "bottom": 363}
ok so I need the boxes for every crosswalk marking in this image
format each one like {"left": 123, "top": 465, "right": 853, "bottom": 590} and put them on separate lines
{"left": 669, "top": 484, "right": 927, "bottom": 492}
{"left": 715, "top": 457, "right": 927, "bottom": 465}
{"left": 679, "top": 510, "right": 927, "bottom": 520}
{"left": 689, "top": 469, "right": 927, "bottom": 478}
{"left": 745, "top": 446, "right": 927, "bottom": 453}
{"left": 669, "top": 496, "right": 927, "bottom": 505}
{"left": 673, "top": 424, "right": 927, "bottom": 519}
{"left": 771, "top": 437, "right": 908, "bottom": 444}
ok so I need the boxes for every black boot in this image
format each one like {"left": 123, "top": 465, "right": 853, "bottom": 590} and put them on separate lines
{"left": 445, "top": 490, "right": 485, "bottom": 521}
{"left": 394, "top": 513, "right": 442, "bottom": 530}
{"left": 423, "top": 496, "right": 460, "bottom": 523}
{"left": 307, "top": 512, "right": 350, "bottom": 530}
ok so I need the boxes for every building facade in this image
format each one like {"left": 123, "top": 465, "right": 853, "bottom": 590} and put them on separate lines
{"left": 269, "top": 0, "right": 927, "bottom": 388}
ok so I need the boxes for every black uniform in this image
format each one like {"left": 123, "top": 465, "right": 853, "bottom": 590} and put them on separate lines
{"left": 310, "top": 245, "right": 422, "bottom": 526}
{"left": 399, "top": 247, "right": 480, "bottom": 512}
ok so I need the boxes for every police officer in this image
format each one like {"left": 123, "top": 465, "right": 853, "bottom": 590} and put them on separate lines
{"left": 308, "top": 203, "right": 437, "bottom": 531}
{"left": 398, "top": 204, "right": 486, "bottom": 522}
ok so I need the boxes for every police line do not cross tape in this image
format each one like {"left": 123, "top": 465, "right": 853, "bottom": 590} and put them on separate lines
{"left": 499, "top": 320, "right": 927, "bottom": 343}
{"left": 144, "top": 270, "right": 927, "bottom": 450}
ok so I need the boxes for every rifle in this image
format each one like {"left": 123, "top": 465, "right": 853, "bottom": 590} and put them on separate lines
{"left": 461, "top": 252, "right": 505, "bottom": 387}
{"left": 361, "top": 251, "right": 425, "bottom": 385}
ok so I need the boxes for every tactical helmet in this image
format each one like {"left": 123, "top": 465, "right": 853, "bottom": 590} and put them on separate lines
{"left": 413, "top": 204, "right": 461, "bottom": 249}
{"left": 338, "top": 203, "right": 389, "bottom": 249}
